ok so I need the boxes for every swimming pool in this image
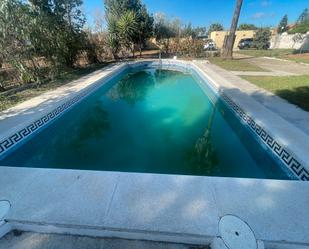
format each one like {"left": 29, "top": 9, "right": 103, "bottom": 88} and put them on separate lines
{"left": 0, "top": 62, "right": 297, "bottom": 179}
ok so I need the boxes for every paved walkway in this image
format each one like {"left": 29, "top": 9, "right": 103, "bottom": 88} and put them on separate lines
{"left": 231, "top": 70, "right": 295, "bottom": 76}
{"left": 233, "top": 53, "right": 309, "bottom": 76}
{"left": 0, "top": 231, "right": 206, "bottom": 249}
{"left": 247, "top": 57, "right": 309, "bottom": 75}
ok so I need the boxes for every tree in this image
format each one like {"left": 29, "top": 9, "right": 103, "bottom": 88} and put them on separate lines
{"left": 29, "top": 0, "right": 87, "bottom": 67}
{"left": 208, "top": 23, "right": 224, "bottom": 34}
{"left": 104, "top": 0, "right": 141, "bottom": 18}
{"left": 118, "top": 11, "right": 138, "bottom": 56}
{"left": 170, "top": 18, "right": 182, "bottom": 38}
{"left": 93, "top": 8, "right": 105, "bottom": 34}
{"left": 0, "top": 0, "right": 42, "bottom": 83}
{"left": 87, "top": 9, "right": 109, "bottom": 62}
{"left": 136, "top": 4, "right": 154, "bottom": 57}
{"left": 238, "top": 23, "right": 257, "bottom": 30}
{"left": 0, "top": 0, "right": 90, "bottom": 86}
{"left": 252, "top": 28, "right": 271, "bottom": 49}
{"left": 182, "top": 24, "right": 207, "bottom": 38}
{"left": 182, "top": 23, "right": 193, "bottom": 37}
{"left": 193, "top": 26, "right": 207, "bottom": 38}
{"left": 277, "top": 14, "right": 288, "bottom": 34}
{"left": 106, "top": 15, "right": 121, "bottom": 58}
{"left": 222, "top": 0, "right": 243, "bottom": 59}
{"left": 296, "top": 8, "right": 309, "bottom": 24}
{"left": 154, "top": 13, "right": 176, "bottom": 53}
{"left": 288, "top": 9, "right": 309, "bottom": 34}
{"left": 104, "top": 0, "right": 153, "bottom": 58}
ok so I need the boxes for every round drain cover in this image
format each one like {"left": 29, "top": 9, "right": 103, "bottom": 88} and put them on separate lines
{"left": 219, "top": 215, "right": 257, "bottom": 249}
{"left": 0, "top": 200, "right": 10, "bottom": 221}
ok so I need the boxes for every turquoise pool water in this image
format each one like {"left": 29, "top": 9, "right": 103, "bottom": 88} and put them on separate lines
{"left": 0, "top": 68, "right": 289, "bottom": 179}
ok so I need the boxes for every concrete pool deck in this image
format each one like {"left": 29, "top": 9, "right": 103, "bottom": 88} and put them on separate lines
{"left": 0, "top": 59, "right": 309, "bottom": 248}
{"left": 0, "top": 167, "right": 309, "bottom": 248}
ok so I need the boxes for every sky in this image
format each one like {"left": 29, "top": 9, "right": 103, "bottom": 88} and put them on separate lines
{"left": 83, "top": 0, "right": 309, "bottom": 29}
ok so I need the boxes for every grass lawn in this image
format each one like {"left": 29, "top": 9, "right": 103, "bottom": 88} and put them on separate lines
{"left": 208, "top": 57, "right": 268, "bottom": 72}
{"left": 238, "top": 49, "right": 309, "bottom": 64}
{"left": 237, "top": 49, "right": 294, "bottom": 57}
{"left": 242, "top": 75, "right": 309, "bottom": 111}
{"left": 0, "top": 63, "right": 108, "bottom": 112}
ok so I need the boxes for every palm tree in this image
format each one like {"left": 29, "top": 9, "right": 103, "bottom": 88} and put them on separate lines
{"left": 222, "top": 0, "right": 243, "bottom": 59}
{"left": 106, "top": 16, "right": 120, "bottom": 59}
{"left": 117, "top": 11, "right": 138, "bottom": 57}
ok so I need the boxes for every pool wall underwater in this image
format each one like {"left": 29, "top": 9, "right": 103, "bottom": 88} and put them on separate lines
{"left": 0, "top": 60, "right": 308, "bottom": 180}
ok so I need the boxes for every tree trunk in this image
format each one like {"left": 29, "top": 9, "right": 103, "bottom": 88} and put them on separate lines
{"left": 112, "top": 50, "right": 118, "bottom": 60}
{"left": 166, "top": 38, "right": 170, "bottom": 54}
{"left": 132, "top": 44, "right": 135, "bottom": 58}
{"left": 139, "top": 35, "right": 142, "bottom": 58}
{"left": 0, "top": 83, "right": 5, "bottom": 92}
{"left": 222, "top": 0, "right": 243, "bottom": 59}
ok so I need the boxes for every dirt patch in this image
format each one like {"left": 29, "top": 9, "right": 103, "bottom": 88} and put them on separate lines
{"left": 286, "top": 53, "right": 309, "bottom": 59}
{"left": 284, "top": 53, "right": 309, "bottom": 64}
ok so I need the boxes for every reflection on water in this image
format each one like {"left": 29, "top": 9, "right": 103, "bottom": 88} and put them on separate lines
{"left": 107, "top": 69, "right": 185, "bottom": 106}
{"left": 186, "top": 102, "right": 218, "bottom": 175}
{"left": 74, "top": 102, "right": 110, "bottom": 141}
{"left": 153, "top": 69, "right": 184, "bottom": 83}
{"left": 53, "top": 102, "right": 110, "bottom": 153}
{"left": 108, "top": 71, "right": 155, "bottom": 105}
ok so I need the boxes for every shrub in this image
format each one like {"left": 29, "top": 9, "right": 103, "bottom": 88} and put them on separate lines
{"left": 168, "top": 38, "right": 206, "bottom": 58}
{"left": 252, "top": 28, "right": 271, "bottom": 49}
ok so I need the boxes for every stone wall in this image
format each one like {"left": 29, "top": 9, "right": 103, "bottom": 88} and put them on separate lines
{"left": 270, "top": 32, "right": 309, "bottom": 50}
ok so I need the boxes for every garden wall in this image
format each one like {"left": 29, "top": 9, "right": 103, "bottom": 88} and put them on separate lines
{"left": 270, "top": 32, "right": 309, "bottom": 50}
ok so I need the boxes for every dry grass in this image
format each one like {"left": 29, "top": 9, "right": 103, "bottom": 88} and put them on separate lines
{"left": 0, "top": 63, "right": 108, "bottom": 112}
{"left": 285, "top": 53, "right": 309, "bottom": 64}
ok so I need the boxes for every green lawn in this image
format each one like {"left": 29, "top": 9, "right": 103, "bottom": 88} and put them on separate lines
{"left": 208, "top": 57, "right": 268, "bottom": 72}
{"left": 237, "top": 49, "right": 294, "bottom": 57}
{"left": 238, "top": 49, "right": 309, "bottom": 64}
{"left": 242, "top": 75, "right": 309, "bottom": 111}
{"left": 0, "top": 63, "right": 108, "bottom": 112}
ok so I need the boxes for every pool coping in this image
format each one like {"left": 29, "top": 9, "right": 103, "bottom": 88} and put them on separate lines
{"left": 0, "top": 59, "right": 309, "bottom": 247}
{"left": 0, "top": 167, "right": 308, "bottom": 248}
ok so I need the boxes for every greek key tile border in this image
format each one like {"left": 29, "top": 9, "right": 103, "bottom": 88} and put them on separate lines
{"left": 0, "top": 66, "right": 126, "bottom": 158}
{"left": 220, "top": 92, "right": 309, "bottom": 181}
